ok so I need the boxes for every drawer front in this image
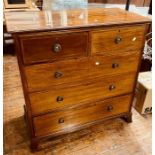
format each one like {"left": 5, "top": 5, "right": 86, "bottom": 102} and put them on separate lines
{"left": 25, "top": 53, "right": 140, "bottom": 92}
{"left": 20, "top": 32, "right": 88, "bottom": 64}
{"left": 33, "top": 94, "right": 132, "bottom": 137}
{"left": 91, "top": 25, "right": 145, "bottom": 55}
{"left": 29, "top": 73, "right": 136, "bottom": 115}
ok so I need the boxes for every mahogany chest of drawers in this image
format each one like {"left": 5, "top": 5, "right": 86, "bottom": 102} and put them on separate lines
{"left": 4, "top": 8, "right": 151, "bottom": 150}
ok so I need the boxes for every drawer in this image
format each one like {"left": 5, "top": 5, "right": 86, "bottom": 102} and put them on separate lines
{"left": 20, "top": 32, "right": 88, "bottom": 64}
{"left": 29, "top": 73, "right": 136, "bottom": 116}
{"left": 25, "top": 53, "right": 140, "bottom": 92}
{"left": 33, "top": 94, "right": 132, "bottom": 137}
{"left": 91, "top": 25, "right": 145, "bottom": 55}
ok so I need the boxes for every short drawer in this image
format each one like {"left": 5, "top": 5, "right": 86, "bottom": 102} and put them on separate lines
{"left": 20, "top": 32, "right": 88, "bottom": 64}
{"left": 91, "top": 25, "right": 145, "bottom": 55}
{"left": 29, "top": 73, "right": 136, "bottom": 116}
{"left": 33, "top": 94, "right": 132, "bottom": 137}
{"left": 25, "top": 53, "right": 140, "bottom": 92}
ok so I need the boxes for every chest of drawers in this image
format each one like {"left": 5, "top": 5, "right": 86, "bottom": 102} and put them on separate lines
{"left": 4, "top": 8, "right": 151, "bottom": 150}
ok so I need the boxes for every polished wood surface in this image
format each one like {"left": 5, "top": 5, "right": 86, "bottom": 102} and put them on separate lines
{"left": 29, "top": 73, "right": 135, "bottom": 116}
{"left": 91, "top": 25, "right": 145, "bottom": 54}
{"left": 5, "top": 8, "right": 150, "bottom": 150}
{"left": 4, "top": 54, "right": 152, "bottom": 155}
{"left": 33, "top": 94, "right": 132, "bottom": 137}
{"left": 4, "top": 8, "right": 150, "bottom": 33}
{"left": 25, "top": 53, "right": 140, "bottom": 92}
{"left": 20, "top": 32, "right": 88, "bottom": 64}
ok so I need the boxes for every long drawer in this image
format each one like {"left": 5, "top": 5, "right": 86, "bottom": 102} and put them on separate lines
{"left": 29, "top": 73, "right": 136, "bottom": 116}
{"left": 33, "top": 94, "right": 132, "bottom": 137}
{"left": 25, "top": 53, "right": 140, "bottom": 92}
{"left": 91, "top": 25, "right": 145, "bottom": 55}
{"left": 19, "top": 31, "right": 88, "bottom": 65}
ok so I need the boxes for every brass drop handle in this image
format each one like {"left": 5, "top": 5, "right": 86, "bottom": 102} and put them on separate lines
{"left": 115, "top": 36, "right": 122, "bottom": 44}
{"left": 109, "top": 84, "right": 116, "bottom": 91}
{"left": 58, "top": 118, "right": 64, "bottom": 124}
{"left": 56, "top": 96, "right": 64, "bottom": 102}
{"left": 53, "top": 43, "right": 62, "bottom": 53}
{"left": 107, "top": 105, "right": 113, "bottom": 112}
{"left": 112, "top": 63, "right": 119, "bottom": 68}
{"left": 54, "top": 71, "right": 63, "bottom": 78}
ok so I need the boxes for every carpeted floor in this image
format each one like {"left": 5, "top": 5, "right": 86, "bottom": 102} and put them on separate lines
{"left": 4, "top": 54, "right": 152, "bottom": 155}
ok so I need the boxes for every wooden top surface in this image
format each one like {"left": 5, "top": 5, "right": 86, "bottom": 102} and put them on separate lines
{"left": 4, "top": 8, "right": 151, "bottom": 33}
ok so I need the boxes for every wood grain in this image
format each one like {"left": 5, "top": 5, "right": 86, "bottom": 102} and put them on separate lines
{"left": 33, "top": 94, "right": 132, "bottom": 137}
{"left": 29, "top": 73, "right": 136, "bottom": 116}
{"left": 4, "top": 54, "right": 152, "bottom": 155}
{"left": 19, "top": 31, "right": 88, "bottom": 64}
{"left": 144, "top": 0, "right": 151, "bottom": 6}
{"left": 91, "top": 25, "right": 145, "bottom": 54}
{"left": 5, "top": 8, "right": 150, "bottom": 150}
{"left": 25, "top": 53, "right": 140, "bottom": 92}
{"left": 4, "top": 8, "right": 151, "bottom": 33}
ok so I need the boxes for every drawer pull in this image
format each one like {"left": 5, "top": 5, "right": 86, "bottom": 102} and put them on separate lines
{"left": 56, "top": 96, "right": 64, "bottom": 102}
{"left": 112, "top": 63, "right": 119, "bottom": 68}
{"left": 54, "top": 71, "right": 63, "bottom": 78}
{"left": 109, "top": 85, "right": 116, "bottom": 91}
{"left": 53, "top": 43, "right": 62, "bottom": 53}
{"left": 107, "top": 105, "right": 113, "bottom": 111}
{"left": 58, "top": 118, "right": 64, "bottom": 124}
{"left": 115, "top": 36, "right": 122, "bottom": 44}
